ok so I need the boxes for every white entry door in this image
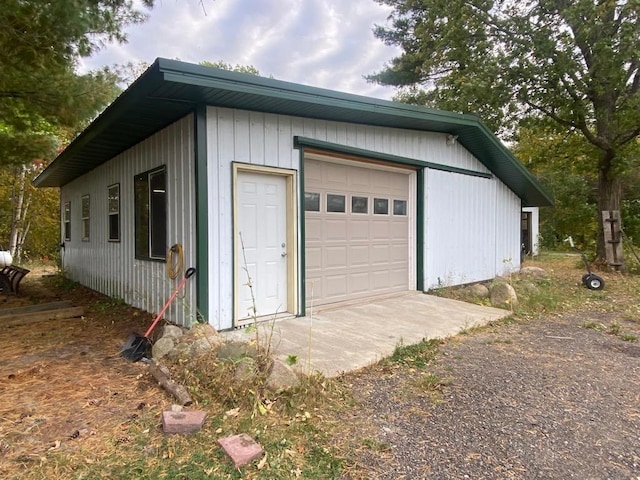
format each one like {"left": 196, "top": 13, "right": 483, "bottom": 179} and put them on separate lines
{"left": 236, "top": 171, "right": 288, "bottom": 321}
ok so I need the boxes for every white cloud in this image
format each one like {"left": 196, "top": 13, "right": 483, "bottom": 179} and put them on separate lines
{"left": 78, "top": 0, "right": 400, "bottom": 99}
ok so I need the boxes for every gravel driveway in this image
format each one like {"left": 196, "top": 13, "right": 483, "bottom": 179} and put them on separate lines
{"left": 340, "top": 312, "right": 640, "bottom": 479}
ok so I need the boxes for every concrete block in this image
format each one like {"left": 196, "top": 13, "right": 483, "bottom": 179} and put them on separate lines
{"left": 161, "top": 410, "right": 206, "bottom": 434}
{"left": 217, "top": 433, "right": 264, "bottom": 467}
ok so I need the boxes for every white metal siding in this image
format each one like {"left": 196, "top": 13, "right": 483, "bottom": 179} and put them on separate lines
{"left": 60, "top": 115, "right": 197, "bottom": 326}
{"left": 423, "top": 169, "right": 521, "bottom": 289}
{"left": 206, "top": 106, "right": 497, "bottom": 330}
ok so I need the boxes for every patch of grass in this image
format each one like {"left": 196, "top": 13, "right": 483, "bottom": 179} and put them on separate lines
{"left": 382, "top": 338, "right": 441, "bottom": 369}
{"left": 618, "top": 333, "right": 638, "bottom": 342}
{"left": 582, "top": 321, "right": 606, "bottom": 331}
{"left": 608, "top": 321, "right": 622, "bottom": 336}
{"left": 410, "top": 372, "right": 451, "bottom": 402}
{"left": 45, "top": 271, "right": 79, "bottom": 291}
{"left": 361, "top": 438, "right": 391, "bottom": 452}
{"left": 24, "top": 360, "right": 347, "bottom": 480}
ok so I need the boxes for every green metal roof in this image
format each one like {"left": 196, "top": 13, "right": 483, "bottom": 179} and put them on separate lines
{"left": 34, "top": 58, "right": 552, "bottom": 207}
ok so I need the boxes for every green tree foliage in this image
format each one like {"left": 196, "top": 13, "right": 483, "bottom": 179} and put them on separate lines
{"left": 0, "top": 0, "right": 155, "bottom": 258}
{"left": 371, "top": 0, "right": 640, "bottom": 263}
{"left": 0, "top": 163, "right": 59, "bottom": 261}
{"left": 200, "top": 60, "right": 262, "bottom": 76}
{"left": 0, "top": 0, "right": 154, "bottom": 165}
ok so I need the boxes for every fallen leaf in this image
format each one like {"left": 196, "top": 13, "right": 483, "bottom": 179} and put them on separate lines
{"left": 256, "top": 452, "right": 268, "bottom": 470}
{"left": 225, "top": 407, "right": 240, "bottom": 417}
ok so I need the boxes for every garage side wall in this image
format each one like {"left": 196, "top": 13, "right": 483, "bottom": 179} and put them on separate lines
{"left": 59, "top": 115, "right": 198, "bottom": 326}
{"left": 423, "top": 169, "right": 521, "bottom": 289}
{"left": 206, "top": 106, "right": 494, "bottom": 330}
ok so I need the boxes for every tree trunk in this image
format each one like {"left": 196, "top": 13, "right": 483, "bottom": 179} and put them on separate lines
{"left": 596, "top": 150, "right": 623, "bottom": 269}
{"left": 8, "top": 165, "right": 32, "bottom": 262}
{"left": 8, "top": 167, "right": 25, "bottom": 257}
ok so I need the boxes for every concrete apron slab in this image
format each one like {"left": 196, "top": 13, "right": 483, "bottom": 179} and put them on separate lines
{"left": 224, "top": 292, "right": 510, "bottom": 378}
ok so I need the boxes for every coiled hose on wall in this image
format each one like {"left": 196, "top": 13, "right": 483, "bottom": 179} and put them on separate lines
{"left": 166, "top": 243, "right": 184, "bottom": 280}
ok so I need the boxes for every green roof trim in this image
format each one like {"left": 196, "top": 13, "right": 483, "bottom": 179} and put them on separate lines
{"left": 33, "top": 58, "right": 552, "bottom": 207}
{"left": 294, "top": 136, "right": 494, "bottom": 179}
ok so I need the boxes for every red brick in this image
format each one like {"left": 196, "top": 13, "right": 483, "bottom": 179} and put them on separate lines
{"left": 217, "top": 433, "right": 264, "bottom": 467}
{"left": 161, "top": 410, "right": 206, "bottom": 434}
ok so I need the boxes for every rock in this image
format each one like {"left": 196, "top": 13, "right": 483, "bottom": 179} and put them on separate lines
{"left": 217, "top": 433, "right": 264, "bottom": 467}
{"left": 162, "top": 325, "right": 184, "bottom": 340}
{"left": 519, "top": 281, "right": 539, "bottom": 295}
{"left": 189, "top": 337, "right": 214, "bottom": 356}
{"left": 162, "top": 410, "right": 206, "bottom": 434}
{"left": 519, "top": 266, "right": 548, "bottom": 278}
{"left": 490, "top": 282, "right": 518, "bottom": 309}
{"left": 468, "top": 284, "right": 490, "bottom": 298}
{"left": 267, "top": 358, "right": 300, "bottom": 391}
{"left": 152, "top": 336, "right": 175, "bottom": 360}
{"left": 234, "top": 357, "right": 257, "bottom": 383}
{"left": 217, "top": 341, "right": 259, "bottom": 362}
{"left": 167, "top": 342, "right": 190, "bottom": 360}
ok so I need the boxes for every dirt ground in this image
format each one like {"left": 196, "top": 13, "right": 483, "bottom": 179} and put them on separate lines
{"left": 339, "top": 311, "right": 640, "bottom": 479}
{"left": 0, "top": 269, "right": 165, "bottom": 479}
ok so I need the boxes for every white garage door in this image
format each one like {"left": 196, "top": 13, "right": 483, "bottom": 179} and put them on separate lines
{"left": 305, "top": 158, "right": 413, "bottom": 306}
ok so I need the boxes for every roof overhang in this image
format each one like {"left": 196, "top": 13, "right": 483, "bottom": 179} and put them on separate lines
{"left": 34, "top": 58, "right": 552, "bottom": 207}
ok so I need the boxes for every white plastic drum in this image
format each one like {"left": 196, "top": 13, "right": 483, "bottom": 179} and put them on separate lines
{"left": 0, "top": 250, "right": 13, "bottom": 268}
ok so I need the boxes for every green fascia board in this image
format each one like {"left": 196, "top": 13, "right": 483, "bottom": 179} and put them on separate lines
{"left": 33, "top": 57, "right": 553, "bottom": 207}
{"left": 294, "top": 136, "right": 493, "bottom": 179}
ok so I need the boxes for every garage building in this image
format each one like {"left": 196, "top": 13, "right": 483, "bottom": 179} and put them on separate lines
{"left": 34, "top": 59, "right": 552, "bottom": 330}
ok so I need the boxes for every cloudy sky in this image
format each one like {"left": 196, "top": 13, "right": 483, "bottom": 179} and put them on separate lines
{"left": 79, "top": 0, "right": 402, "bottom": 99}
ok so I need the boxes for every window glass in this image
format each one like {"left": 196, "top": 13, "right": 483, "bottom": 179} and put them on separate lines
{"left": 374, "top": 198, "right": 389, "bottom": 215}
{"left": 81, "top": 195, "right": 90, "bottom": 241}
{"left": 135, "top": 166, "right": 166, "bottom": 260}
{"left": 327, "top": 194, "right": 346, "bottom": 213}
{"left": 108, "top": 184, "right": 120, "bottom": 241}
{"left": 393, "top": 199, "right": 407, "bottom": 216}
{"left": 351, "top": 196, "right": 368, "bottom": 214}
{"left": 64, "top": 201, "right": 71, "bottom": 241}
{"left": 304, "top": 192, "right": 320, "bottom": 212}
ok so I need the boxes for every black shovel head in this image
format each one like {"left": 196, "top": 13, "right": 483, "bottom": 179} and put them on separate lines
{"left": 121, "top": 334, "right": 151, "bottom": 362}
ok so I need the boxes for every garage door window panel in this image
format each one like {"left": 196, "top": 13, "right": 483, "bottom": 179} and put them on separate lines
{"left": 374, "top": 198, "right": 389, "bottom": 215}
{"left": 393, "top": 200, "right": 407, "bottom": 216}
{"left": 327, "top": 194, "right": 346, "bottom": 213}
{"left": 305, "top": 192, "right": 320, "bottom": 212}
{"left": 351, "top": 196, "right": 368, "bottom": 214}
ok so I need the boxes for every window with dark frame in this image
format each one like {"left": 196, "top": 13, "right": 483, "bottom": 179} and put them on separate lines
{"left": 81, "top": 195, "right": 90, "bottom": 241}
{"left": 108, "top": 183, "right": 120, "bottom": 242}
{"left": 63, "top": 201, "right": 71, "bottom": 241}
{"left": 134, "top": 166, "right": 167, "bottom": 260}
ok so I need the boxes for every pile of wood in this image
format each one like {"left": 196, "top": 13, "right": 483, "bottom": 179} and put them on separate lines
{"left": 0, "top": 301, "right": 84, "bottom": 328}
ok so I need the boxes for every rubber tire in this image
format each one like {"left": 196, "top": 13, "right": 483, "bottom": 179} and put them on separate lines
{"left": 586, "top": 274, "right": 605, "bottom": 291}
{"left": 581, "top": 273, "right": 591, "bottom": 285}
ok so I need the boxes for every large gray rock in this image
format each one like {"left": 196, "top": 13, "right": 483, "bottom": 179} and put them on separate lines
{"left": 267, "top": 359, "right": 300, "bottom": 391}
{"left": 189, "top": 337, "right": 214, "bottom": 356}
{"left": 234, "top": 357, "right": 257, "bottom": 383}
{"left": 490, "top": 282, "right": 518, "bottom": 309}
{"left": 468, "top": 283, "right": 490, "bottom": 298}
{"left": 217, "top": 341, "right": 260, "bottom": 362}
{"left": 519, "top": 266, "right": 548, "bottom": 278}
{"left": 162, "top": 325, "right": 184, "bottom": 340}
{"left": 152, "top": 336, "right": 176, "bottom": 359}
